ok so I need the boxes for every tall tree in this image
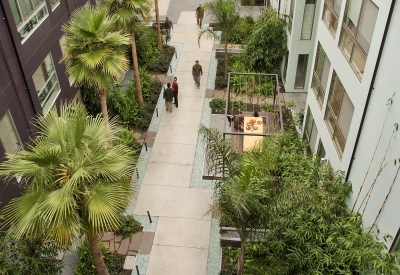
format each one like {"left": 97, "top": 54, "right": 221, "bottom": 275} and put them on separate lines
{"left": 0, "top": 103, "right": 136, "bottom": 275}
{"left": 61, "top": 5, "right": 130, "bottom": 122}
{"left": 198, "top": 0, "right": 240, "bottom": 78}
{"left": 103, "top": 0, "right": 153, "bottom": 108}
{"left": 154, "top": 0, "right": 162, "bottom": 49}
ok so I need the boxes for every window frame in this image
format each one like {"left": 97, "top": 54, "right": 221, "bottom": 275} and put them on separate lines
{"left": 301, "top": 0, "right": 316, "bottom": 40}
{"left": 288, "top": 0, "right": 295, "bottom": 34}
{"left": 32, "top": 54, "right": 61, "bottom": 114}
{"left": 322, "top": 0, "right": 340, "bottom": 37}
{"left": 312, "top": 43, "right": 330, "bottom": 109}
{"left": 294, "top": 54, "right": 309, "bottom": 89}
{"left": 0, "top": 110, "right": 23, "bottom": 154}
{"left": 9, "top": 0, "right": 49, "bottom": 42}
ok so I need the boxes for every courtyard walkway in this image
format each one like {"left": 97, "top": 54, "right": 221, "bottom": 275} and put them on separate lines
{"left": 128, "top": 8, "right": 219, "bottom": 275}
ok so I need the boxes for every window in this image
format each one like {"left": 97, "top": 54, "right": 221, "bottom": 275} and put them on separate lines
{"left": 312, "top": 43, "right": 330, "bottom": 108}
{"left": 283, "top": 54, "right": 289, "bottom": 83}
{"left": 322, "top": 0, "right": 342, "bottom": 36}
{"left": 304, "top": 107, "right": 317, "bottom": 154}
{"left": 317, "top": 140, "right": 326, "bottom": 159}
{"left": 49, "top": 0, "right": 60, "bottom": 9}
{"left": 288, "top": 0, "right": 295, "bottom": 34}
{"left": 0, "top": 111, "right": 22, "bottom": 154}
{"left": 32, "top": 54, "right": 61, "bottom": 114}
{"left": 324, "top": 71, "right": 354, "bottom": 158}
{"left": 8, "top": 0, "right": 48, "bottom": 41}
{"left": 339, "top": 0, "right": 378, "bottom": 79}
{"left": 301, "top": 0, "right": 316, "bottom": 40}
{"left": 294, "top": 54, "right": 309, "bottom": 89}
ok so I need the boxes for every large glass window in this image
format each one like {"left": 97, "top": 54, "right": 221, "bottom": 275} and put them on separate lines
{"left": 312, "top": 43, "right": 330, "bottom": 108}
{"left": 322, "top": 0, "right": 342, "bottom": 36}
{"left": 324, "top": 71, "right": 354, "bottom": 158}
{"left": 8, "top": 0, "right": 48, "bottom": 41}
{"left": 294, "top": 54, "right": 309, "bottom": 89}
{"left": 49, "top": 0, "right": 60, "bottom": 9}
{"left": 301, "top": 0, "right": 316, "bottom": 40}
{"left": 304, "top": 107, "right": 317, "bottom": 154}
{"left": 339, "top": 0, "right": 378, "bottom": 79}
{"left": 32, "top": 54, "right": 61, "bottom": 114}
{"left": 0, "top": 111, "right": 22, "bottom": 154}
{"left": 288, "top": 0, "right": 295, "bottom": 34}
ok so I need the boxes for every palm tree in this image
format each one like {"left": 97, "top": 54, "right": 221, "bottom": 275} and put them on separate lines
{"left": 61, "top": 5, "right": 130, "bottom": 122}
{"left": 103, "top": 0, "right": 153, "bottom": 108}
{"left": 0, "top": 103, "right": 136, "bottom": 275}
{"left": 154, "top": 0, "right": 162, "bottom": 49}
{"left": 198, "top": 0, "right": 240, "bottom": 78}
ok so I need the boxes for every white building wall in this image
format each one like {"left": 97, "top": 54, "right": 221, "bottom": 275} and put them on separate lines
{"left": 346, "top": 0, "right": 400, "bottom": 247}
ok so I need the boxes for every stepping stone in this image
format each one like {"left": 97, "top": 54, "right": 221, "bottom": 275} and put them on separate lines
{"left": 139, "top": 232, "right": 155, "bottom": 254}
{"left": 128, "top": 232, "right": 143, "bottom": 252}
{"left": 144, "top": 137, "right": 155, "bottom": 147}
{"left": 123, "top": 255, "right": 136, "bottom": 270}
{"left": 127, "top": 251, "right": 138, "bottom": 256}
{"left": 117, "top": 237, "right": 130, "bottom": 255}
{"left": 103, "top": 241, "right": 110, "bottom": 249}
{"left": 213, "top": 90, "right": 226, "bottom": 99}
{"left": 115, "top": 235, "right": 123, "bottom": 242}
{"left": 146, "top": 131, "right": 157, "bottom": 138}
{"left": 109, "top": 239, "right": 115, "bottom": 251}
{"left": 101, "top": 232, "right": 114, "bottom": 241}
{"left": 205, "top": 89, "right": 214, "bottom": 98}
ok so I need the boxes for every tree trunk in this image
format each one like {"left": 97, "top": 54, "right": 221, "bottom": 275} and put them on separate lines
{"left": 131, "top": 31, "right": 144, "bottom": 107}
{"left": 237, "top": 232, "right": 247, "bottom": 275}
{"left": 224, "top": 35, "right": 229, "bottom": 79}
{"left": 98, "top": 88, "right": 109, "bottom": 123}
{"left": 88, "top": 234, "right": 109, "bottom": 275}
{"left": 154, "top": 0, "right": 162, "bottom": 50}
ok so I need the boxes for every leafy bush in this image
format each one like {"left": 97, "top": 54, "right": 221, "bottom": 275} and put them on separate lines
{"left": 107, "top": 87, "right": 141, "bottom": 128}
{"left": 0, "top": 232, "right": 64, "bottom": 275}
{"left": 74, "top": 239, "right": 124, "bottom": 275}
{"left": 229, "top": 100, "right": 245, "bottom": 111}
{"left": 217, "top": 58, "right": 225, "bottom": 76}
{"left": 147, "top": 46, "right": 175, "bottom": 72}
{"left": 137, "top": 108, "right": 152, "bottom": 131}
{"left": 135, "top": 26, "right": 160, "bottom": 67}
{"left": 215, "top": 76, "right": 228, "bottom": 88}
{"left": 114, "top": 128, "right": 141, "bottom": 155}
{"left": 210, "top": 99, "right": 226, "bottom": 113}
{"left": 261, "top": 103, "right": 274, "bottom": 112}
{"left": 115, "top": 215, "right": 142, "bottom": 238}
{"left": 228, "top": 15, "right": 254, "bottom": 44}
{"left": 81, "top": 84, "right": 101, "bottom": 117}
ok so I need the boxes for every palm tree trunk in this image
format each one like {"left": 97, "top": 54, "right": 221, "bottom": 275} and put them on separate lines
{"left": 237, "top": 232, "right": 247, "bottom": 275}
{"left": 131, "top": 31, "right": 144, "bottom": 107}
{"left": 154, "top": 0, "right": 162, "bottom": 50}
{"left": 224, "top": 35, "right": 228, "bottom": 79}
{"left": 99, "top": 88, "right": 109, "bottom": 123}
{"left": 88, "top": 234, "right": 109, "bottom": 275}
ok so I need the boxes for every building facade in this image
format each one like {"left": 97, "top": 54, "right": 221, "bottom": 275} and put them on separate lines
{"left": 0, "top": 0, "right": 94, "bottom": 207}
{"left": 281, "top": 0, "right": 400, "bottom": 251}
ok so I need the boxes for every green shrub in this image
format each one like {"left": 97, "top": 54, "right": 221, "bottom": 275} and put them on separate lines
{"left": 107, "top": 88, "right": 141, "bottom": 128}
{"left": 215, "top": 76, "right": 228, "bottom": 88}
{"left": 115, "top": 215, "right": 142, "bottom": 238}
{"left": 210, "top": 99, "right": 226, "bottom": 113}
{"left": 217, "top": 58, "right": 225, "bottom": 76}
{"left": 147, "top": 46, "right": 175, "bottom": 72}
{"left": 74, "top": 239, "right": 124, "bottom": 275}
{"left": 137, "top": 108, "right": 152, "bottom": 131}
{"left": 229, "top": 100, "right": 246, "bottom": 111}
{"left": 114, "top": 128, "right": 141, "bottom": 155}
{"left": 261, "top": 103, "right": 274, "bottom": 112}
{"left": 228, "top": 15, "right": 255, "bottom": 44}
{"left": 81, "top": 84, "right": 101, "bottom": 117}
{"left": 0, "top": 232, "right": 64, "bottom": 275}
{"left": 135, "top": 26, "right": 160, "bottom": 67}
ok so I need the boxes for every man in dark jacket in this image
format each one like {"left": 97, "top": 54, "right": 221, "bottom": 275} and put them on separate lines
{"left": 163, "top": 83, "right": 174, "bottom": 113}
{"left": 192, "top": 60, "right": 203, "bottom": 89}
{"left": 165, "top": 17, "right": 172, "bottom": 41}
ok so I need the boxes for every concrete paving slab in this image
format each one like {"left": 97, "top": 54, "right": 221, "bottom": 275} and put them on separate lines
{"left": 174, "top": 71, "right": 208, "bottom": 86}
{"left": 146, "top": 245, "right": 208, "bottom": 275}
{"left": 148, "top": 143, "right": 196, "bottom": 165}
{"left": 146, "top": 131, "right": 157, "bottom": 138}
{"left": 173, "top": 95, "right": 204, "bottom": 112}
{"left": 144, "top": 137, "right": 155, "bottom": 147}
{"left": 179, "top": 51, "right": 213, "bottom": 62}
{"left": 176, "top": 61, "right": 211, "bottom": 73}
{"left": 154, "top": 217, "right": 211, "bottom": 248}
{"left": 155, "top": 125, "right": 199, "bottom": 145}
{"left": 139, "top": 232, "right": 156, "bottom": 254}
{"left": 133, "top": 185, "right": 213, "bottom": 220}
{"left": 160, "top": 109, "right": 202, "bottom": 126}
{"left": 142, "top": 162, "right": 192, "bottom": 187}
{"left": 205, "top": 89, "right": 215, "bottom": 98}
{"left": 117, "top": 237, "right": 130, "bottom": 255}
{"left": 183, "top": 42, "right": 213, "bottom": 52}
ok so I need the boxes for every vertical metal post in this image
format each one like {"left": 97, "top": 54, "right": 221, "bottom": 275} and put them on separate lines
{"left": 145, "top": 142, "right": 148, "bottom": 151}
{"left": 147, "top": 211, "right": 152, "bottom": 223}
{"left": 170, "top": 65, "right": 172, "bottom": 73}
{"left": 136, "top": 170, "right": 139, "bottom": 179}
{"left": 156, "top": 107, "right": 159, "bottom": 117}
{"left": 136, "top": 265, "right": 140, "bottom": 275}
{"left": 175, "top": 50, "right": 177, "bottom": 59}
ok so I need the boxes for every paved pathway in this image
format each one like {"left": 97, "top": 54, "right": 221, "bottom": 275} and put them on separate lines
{"left": 132, "top": 11, "right": 216, "bottom": 275}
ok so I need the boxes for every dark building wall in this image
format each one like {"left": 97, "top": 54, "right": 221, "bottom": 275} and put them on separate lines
{"left": 0, "top": 0, "right": 89, "bottom": 207}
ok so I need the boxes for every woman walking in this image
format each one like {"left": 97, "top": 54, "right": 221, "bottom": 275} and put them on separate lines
{"left": 172, "top": 77, "right": 179, "bottom": 108}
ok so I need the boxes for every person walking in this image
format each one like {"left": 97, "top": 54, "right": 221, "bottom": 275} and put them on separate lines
{"left": 192, "top": 60, "right": 203, "bottom": 89}
{"left": 164, "top": 83, "right": 174, "bottom": 112}
{"left": 165, "top": 17, "right": 172, "bottom": 41}
{"left": 195, "top": 4, "right": 204, "bottom": 27}
{"left": 172, "top": 77, "right": 179, "bottom": 108}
